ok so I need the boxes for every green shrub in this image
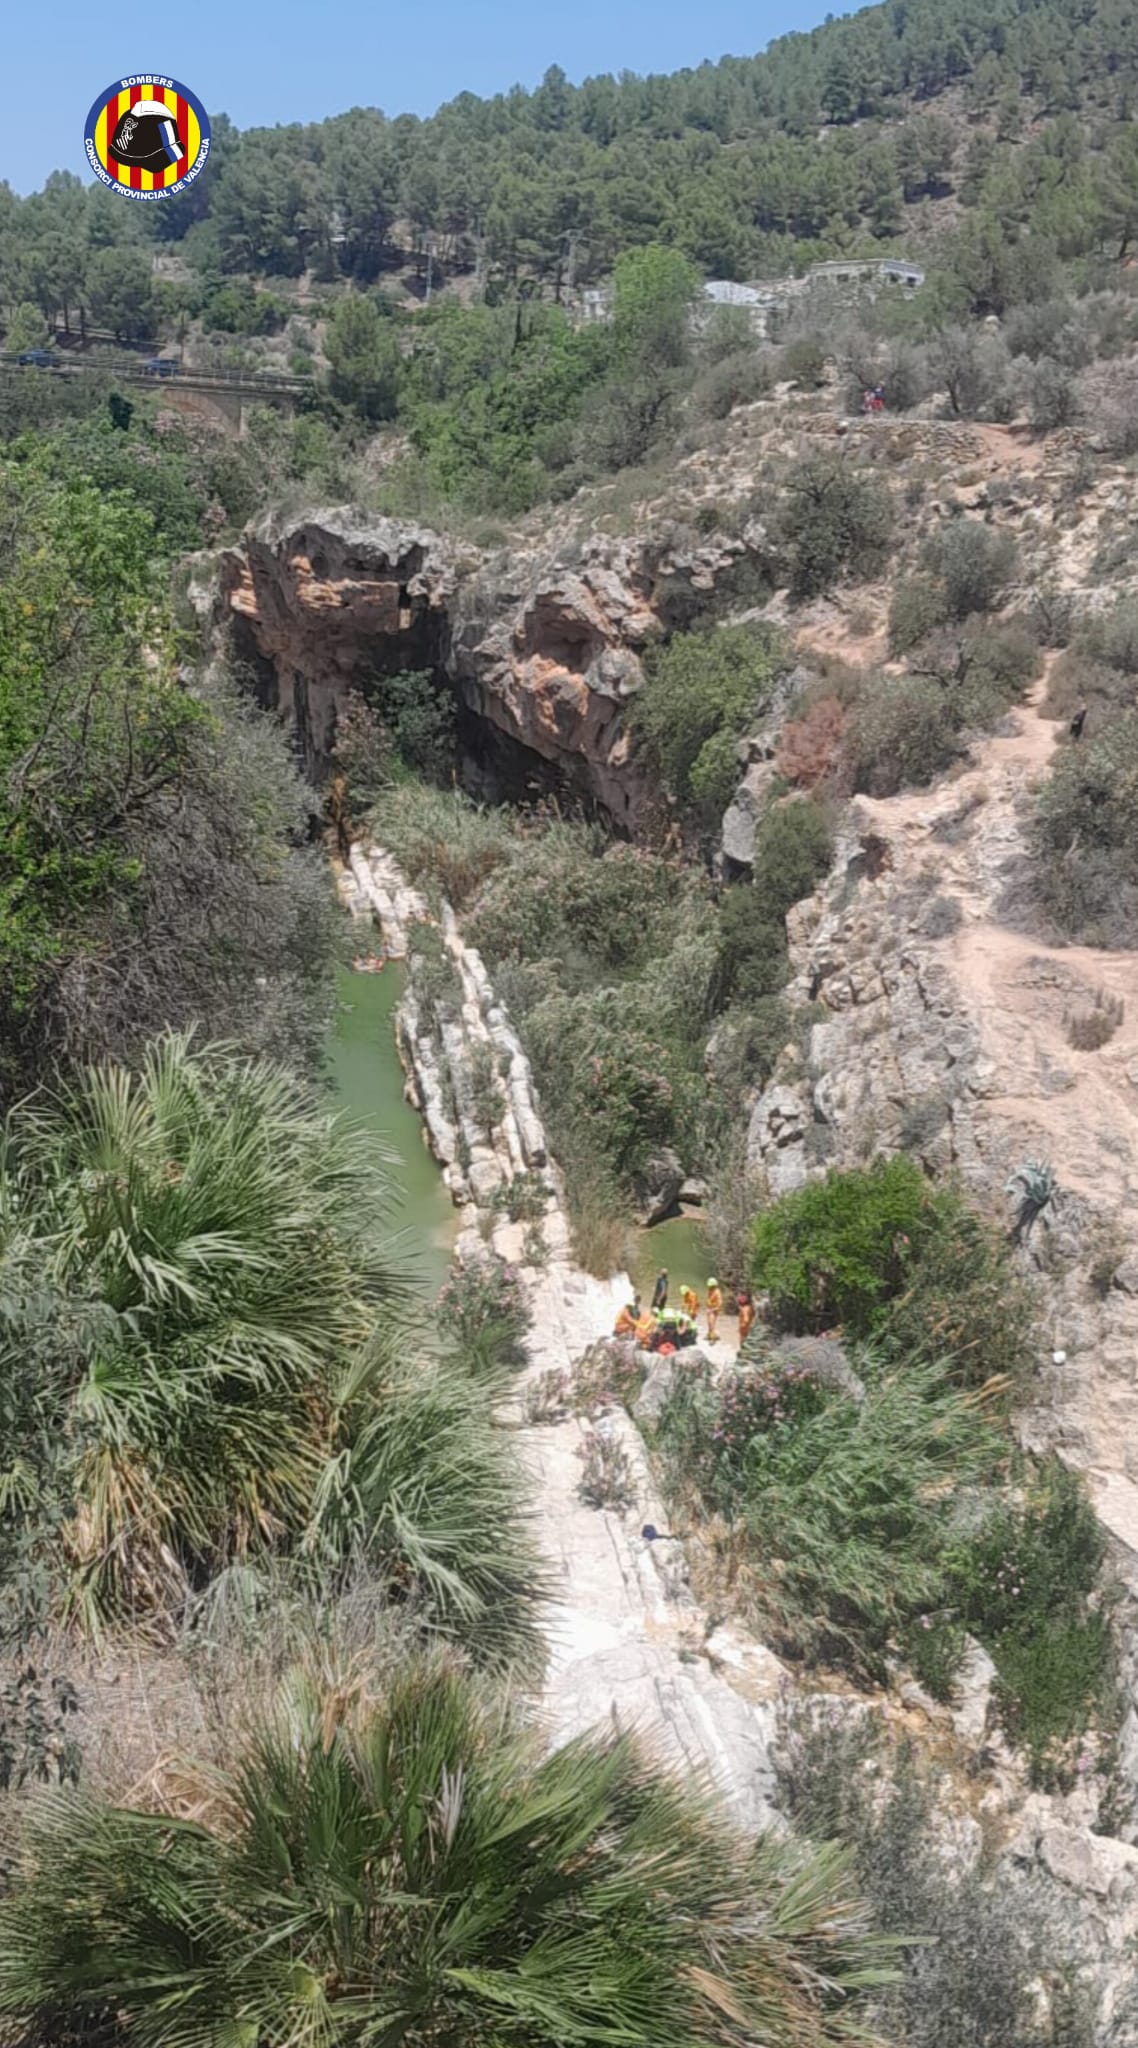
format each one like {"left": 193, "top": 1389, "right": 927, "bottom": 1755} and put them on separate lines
{"left": 847, "top": 675, "right": 961, "bottom": 795}
{"left": 469, "top": 833, "right": 695, "bottom": 986}
{"left": 943, "top": 1460, "right": 1113, "bottom": 1784}
{"left": 367, "top": 668, "right": 457, "bottom": 779}
{"left": 1033, "top": 711, "right": 1138, "bottom": 944}
{"left": 1042, "top": 649, "right": 1126, "bottom": 725}
{"left": 634, "top": 623, "right": 782, "bottom": 811}
{"left": 692, "top": 349, "right": 773, "bottom": 419}
{"left": 754, "top": 797, "right": 834, "bottom": 910}
{"left": 541, "top": 995, "right": 679, "bottom": 1181}
{"left": 436, "top": 1253, "right": 531, "bottom": 1373}
{"left": 777, "top": 459, "right": 894, "bottom": 599}
{"left": 369, "top": 786, "right": 516, "bottom": 909}
{"left": 714, "top": 894, "right": 794, "bottom": 1008}
{"left": 779, "top": 337, "right": 828, "bottom": 388}
{"left": 705, "top": 1002, "right": 790, "bottom": 1129}
{"left": 994, "top": 1616, "right": 1113, "bottom": 1787}
{"left": 878, "top": 1194, "right": 1036, "bottom": 1391}
{"left": 753, "top": 1161, "right": 1034, "bottom": 1390}
{"left": 1076, "top": 596, "right": 1138, "bottom": 676}
{"left": 467, "top": 1040, "right": 504, "bottom": 1138}
{"left": 687, "top": 725, "right": 744, "bottom": 816}
{"left": 1018, "top": 353, "right": 1080, "bottom": 430}
{"left": 751, "top": 1157, "right": 934, "bottom": 1337}
{"left": 658, "top": 1353, "right": 1003, "bottom": 1672}
{"left": 924, "top": 519, "right": 1018, "bottom": 620}
{"left": 491, "top": 1172, "right": 550, "bottom": 1223}
{"left": 713, "top": 801, "right": 832, "bottom": 1008}
{"left": 955, "top": 617, "right": 1042, "bottom": 718}
{"left": 657, "top": 1357, "right": 832, "bottom": 1517}
{"left": 407, "top": 924, "right": 464, "bottom": 1034}
{"left": 888, "top": 575, "right": 949, "bottom": 654}
{"left": 331, "top": 689, "right": 393, "bottom": 805}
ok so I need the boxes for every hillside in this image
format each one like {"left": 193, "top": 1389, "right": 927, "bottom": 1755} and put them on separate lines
{"left": 3, "top": 3, "right": 1138, "bottom": 2044}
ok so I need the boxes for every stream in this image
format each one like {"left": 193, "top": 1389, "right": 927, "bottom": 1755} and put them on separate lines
{"left": 328, "top": 964, "right": 457, "bottom": 1304}
{"left": 329, "top": 961, "right": 709, "bottom": 1312}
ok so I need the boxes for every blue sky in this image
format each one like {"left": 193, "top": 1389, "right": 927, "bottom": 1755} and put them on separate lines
{"left": 1, "top": 0, "right": 847, "bottom": 195}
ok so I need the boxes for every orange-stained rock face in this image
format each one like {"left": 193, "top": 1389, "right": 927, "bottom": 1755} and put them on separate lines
{"left": 218, "top": 507, "right": 768, "bottom": 823}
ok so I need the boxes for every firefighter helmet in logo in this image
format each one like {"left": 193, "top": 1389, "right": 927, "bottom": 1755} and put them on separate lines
{"left": 108, "top": 101, "right": 186, "bottom": 175}
{"left": 84, "top": 76, "right": 211, "bottom": 200}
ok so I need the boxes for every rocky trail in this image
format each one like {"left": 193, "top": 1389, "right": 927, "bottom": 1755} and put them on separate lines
{"left": 765, "top": 673, "right": 1138, "bottom": 1566}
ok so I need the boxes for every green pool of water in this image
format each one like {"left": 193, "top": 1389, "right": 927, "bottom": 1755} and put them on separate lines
{"left": 629, "top": 1213, "right": 710, "bottom": 1311}
{"left": 328, "top": 964, "right": 457, "bottom": 1305}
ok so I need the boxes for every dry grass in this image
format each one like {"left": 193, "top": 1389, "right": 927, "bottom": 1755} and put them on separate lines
{"left": 0, "top": 1573, "right": 423, "bottom": 1821}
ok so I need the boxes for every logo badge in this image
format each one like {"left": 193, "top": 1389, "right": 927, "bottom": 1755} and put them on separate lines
{"left": 84, "top": 75, "right": 210, "bottom": 201}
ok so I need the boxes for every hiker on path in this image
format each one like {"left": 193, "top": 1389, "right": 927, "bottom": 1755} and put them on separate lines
{"left": 1070, "top": 704, "right": 1087, "bottom": 741}
{"left": 737, "top": 1291, "right": 755, "bottom": 1345}
{"left": 680, "top": 1283, "right": 699, "bottom": 1320}
{"left": 705, "top": 1278, "right": 724, "bottom": 1344}
{"left": 651, "top": 1268, "right": 669, "bottom": 1313}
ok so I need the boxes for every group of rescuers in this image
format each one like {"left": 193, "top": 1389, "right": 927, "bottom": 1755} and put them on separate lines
{"left": 613, "top": 1268, "right": 755, "bottom": 1354}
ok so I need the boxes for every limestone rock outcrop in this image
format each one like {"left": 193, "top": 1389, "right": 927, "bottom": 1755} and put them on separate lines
{"left": 220, "top": 506, "right": 770, "bottom": 824}
{"left": 222, "top": 512, "right": 455, "bottom": 772}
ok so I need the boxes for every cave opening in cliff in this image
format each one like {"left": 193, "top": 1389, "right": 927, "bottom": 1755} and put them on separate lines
{"left": 454, "top": 696, "right": 615, "bottom": 824}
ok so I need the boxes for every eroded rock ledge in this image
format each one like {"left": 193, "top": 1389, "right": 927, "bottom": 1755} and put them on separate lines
{"left": 219, "top": 506, "right": 771, "bottom": 824}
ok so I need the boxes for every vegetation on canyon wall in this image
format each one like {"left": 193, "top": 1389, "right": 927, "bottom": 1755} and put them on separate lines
{"left": 372, "top": 767, "right": 833, "bottom": 1264}
{"left": 0, "top": 456, "right": 339, "bottom": 1101}
{"left": 777, "top": 1707, "right": 1099, "bottom": 2048}
{"left": 0, "top": 0, "right": 1137, "bottom": 2036}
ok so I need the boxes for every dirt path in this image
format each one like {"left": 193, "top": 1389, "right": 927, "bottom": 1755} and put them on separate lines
{"left": 858, "top": 677, "right": 1138, "bottom": 1205}
{"left": 855, "top": 678, "right": 1138, "bottom": 1555}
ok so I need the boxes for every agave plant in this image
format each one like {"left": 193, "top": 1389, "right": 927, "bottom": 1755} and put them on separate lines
{"left": 0, "top": 1658, "right": 892, "bottom": 2048}
{"left": 1005, "top": 1159, "right": 1058, "bottom": 1244}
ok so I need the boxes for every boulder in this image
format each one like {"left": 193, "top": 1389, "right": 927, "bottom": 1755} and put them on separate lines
{"left": 635, "top": 1148, "right": 684, "bottom": 1226}
{"left": 720, "top": 760, "right": 779, "bottom": 873}
{"left": 769, "top": 1333, "right": 863, "bottom": 1401}
{"left": 951, "top": 1634, "right": 998, "bottom": 1745}
{"left": 633, "top": 1347, "right": 711, "bottom": 1428}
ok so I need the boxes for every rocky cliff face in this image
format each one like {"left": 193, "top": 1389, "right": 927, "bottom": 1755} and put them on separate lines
{"left": 746, "top": 678, "right": 1138, "bottom": 1829}
{"left": 219, "top": 505, "right": 770, "bottom": 824}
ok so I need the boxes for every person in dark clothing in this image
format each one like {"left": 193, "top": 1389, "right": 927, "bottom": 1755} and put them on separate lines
{"left": 1070, "top": 705, "right": 1088, "bottom": 741}
{"left": 651, "top": 1268, "right": 668, "bottom": 1313}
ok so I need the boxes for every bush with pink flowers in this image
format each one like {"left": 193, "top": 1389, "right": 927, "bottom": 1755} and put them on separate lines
{"left": 436, "top": 1254, "right": 531, "bottom": 1374}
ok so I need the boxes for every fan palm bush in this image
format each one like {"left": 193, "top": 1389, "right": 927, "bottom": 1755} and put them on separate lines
{"left": 655, "top": 1352, "right": 1005, "bottom": 1675}
{"left": 0, "top": 1034, "right": 541, "bottom": 1656}
{"left": 307, "top": 1346, "right": 543, "bottom": 1668}
{"left": 0, "top": 1657, "right": 891, "bottom": 2048}
{"left": 0, "top": 1032, "right": 401, "bottom": 1627}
